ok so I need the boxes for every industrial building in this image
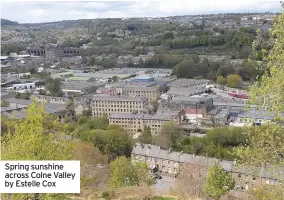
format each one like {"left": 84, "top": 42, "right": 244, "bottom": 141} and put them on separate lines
{"left": 109, "top": 113, "right": 181, "bottom": 135}
{"left": 92, "top": 95, "right": 148, "bottom": 117}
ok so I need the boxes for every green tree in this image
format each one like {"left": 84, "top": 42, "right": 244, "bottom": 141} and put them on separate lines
{"left": 138, "top": 125, "right": 152, "bottom": 144}
{"left": 234, "top": 124, "right": 284, "bottom": 166}
{"left": 76, "top": 115, "right": 109, "bottom": 133}
{"left": 108, "top": 156, "right": 151, "bottom": 189}
{"left": 20, "top": 93, "right": 30, "bottom": 100}
{"left": 157, "top": 121, "right": 180, "bottom": 148}
{"left": 205, "top": 163, "right": 235, "bottom": 200}
{"left": 82, "top": 109, "right": 92, "bottom": 116}
{"left": 112, "top": 75, "right": 119, "bottom": 82}
{"left": 151, "top": 100, "right": 159, "bottom": 113}
{"left": 92, "top": 127, "right": 133, "bottom": 161}
{"left": 248, "top": 12, "right": 284, "bottom": 121}
{"left": 15, "top": 92, "right": 21, "bottom": 99}
{"left": 234, "top": 4, "right": 284, "bottom": 165}
{"left": 234, "top": 5, "right": 284, "bottom": 198}
{"left": 2, "top": 101, "right": 74, "bottom": 160}
{"left": 226, "top": 74, "right": 241, "bottom": 88}
{"left": 44, "top": 77, "right": 63, "bottom": 97}
{"left": 216, "top": 76, "right": 227, "bottom": 85}
{"left": 1, "top": 99, "right": 10, "bottom": 107}
{"left": 1, "top": 100, "right": 74, "bottom": 200}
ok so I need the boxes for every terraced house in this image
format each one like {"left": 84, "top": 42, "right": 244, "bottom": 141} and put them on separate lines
{"left": 132, "top": 143, "right": 284, "bottom": 191}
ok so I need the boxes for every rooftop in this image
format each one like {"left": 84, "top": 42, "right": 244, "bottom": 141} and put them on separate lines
{"left": 167, "top": 79, "right": 211, "bottom": 88}
{"left": 132, "top": 143, "right": 284, "bottom": 179}
{"left": 171, "top": 96, "right": 212, "bottom": 105}
{"left": 215, "top": 108, "right": 230, "bottom": 119}
{"left": 61, "top": 81, "right": 104, "bottom": 91}
{"left": 132, "top": 143, "right": 229, "bottom": 169}
{"left": 5, "top": 98, "right": 67, "bottom": 112}
{"left": 167, "top": 87, "right": 207, "bottom": 97}
{"left": 109, "top": 81, "right": 155, "bottom": 88}
{"left": 235, "top": 109, "right": 276, "bottom": 120}
{"left": 123, "top": 86, "right": 159, "bottom": 92}
{"left": 2, "top": 99, "right": 68, "bottom": 119}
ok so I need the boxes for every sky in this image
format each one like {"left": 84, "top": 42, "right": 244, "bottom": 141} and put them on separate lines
{"left": 1, "top": 0, "right": 282, "bottom": 23}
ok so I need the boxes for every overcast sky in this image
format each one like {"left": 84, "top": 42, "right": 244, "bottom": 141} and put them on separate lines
{"left": 1, "top": 1, "right": 282, "bottom": 23}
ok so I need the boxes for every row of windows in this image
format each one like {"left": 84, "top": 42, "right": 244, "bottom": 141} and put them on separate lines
{"left": 93, "top": 100, "right": 144, "bottom": 105}
{"left": 125, "top": 91, "right": 157, "bottom": 94}
{"left": 111, "top": 121, "right": 163, "bottom": 128}
{"left": 136, "top": 156, "right": 179, "bottom": 166}
{"left": 110, "top": 119, "right": 168, "bottom": 124}
{"left": 94, "top": 104, "right": 142, "bottom": 108}
{"left": 94, "top": 108, "right": 141, "bottom": 112}
{"left": 239, "top": 118, "right": 263, "bottom": 123}
{"left": 14, "top": 85, "right": 34, "bottom": 90}
{"left": 111, "top": 121, "right": 141, "bottom": 124}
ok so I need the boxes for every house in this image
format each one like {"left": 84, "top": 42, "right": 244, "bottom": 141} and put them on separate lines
{"left": 32, "top": 95, "right": 69, "bottom": 104}
{"left": 131, "top": 143, "right": 284, "bottom": 190}
{"left": 2, "top": 98, "right": 76, "bottom": 122}
{"left": 74, "top": 100, "right": 90, "bottom": 115}
{"left": 214, "top": 108, "right": 230, "bottom": 126}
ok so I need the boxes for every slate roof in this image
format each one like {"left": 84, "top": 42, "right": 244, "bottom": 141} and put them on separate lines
{"left": 123, "top": 86, "right": 159, "bottom": 92}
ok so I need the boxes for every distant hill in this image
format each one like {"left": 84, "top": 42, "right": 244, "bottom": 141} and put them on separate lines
{"left": 1, "top": 19, "right": 19, "bottom": 26}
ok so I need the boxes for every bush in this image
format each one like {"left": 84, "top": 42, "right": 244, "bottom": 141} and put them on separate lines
{"left": 176, "top": 127, "right": 246, "bottom": 160}
{"left": 101, "top": 190, "right": 116, "bottom": 200}
{"left": 217, "top": 76, "right": 227, "bottom": 85}
{"left": 226, "top": 74, "right": 241, "bottom": 88}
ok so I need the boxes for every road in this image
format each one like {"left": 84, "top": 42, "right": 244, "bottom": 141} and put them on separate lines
{"left": 153, "top": 176, "right": 177, "bottom": 193}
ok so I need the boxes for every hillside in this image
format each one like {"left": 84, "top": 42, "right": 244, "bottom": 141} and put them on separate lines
{"left": 1, "top": 18, "right": 19, "bottom": 26}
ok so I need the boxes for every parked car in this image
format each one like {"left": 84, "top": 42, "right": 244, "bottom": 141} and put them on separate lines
{"left": 151, "top": 174, "right": 162, "bottom": 179}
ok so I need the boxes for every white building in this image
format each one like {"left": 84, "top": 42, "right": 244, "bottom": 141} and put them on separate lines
{"left": 229, "top": 110, "right": 273, "bottom": 127}
{"left": 10, "top": 83, "right": 35, "bottom": 90}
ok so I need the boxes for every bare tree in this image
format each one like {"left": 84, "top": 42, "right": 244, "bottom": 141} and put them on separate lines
{"left": 176, "top": 163, "right": 208, "bottom": 199}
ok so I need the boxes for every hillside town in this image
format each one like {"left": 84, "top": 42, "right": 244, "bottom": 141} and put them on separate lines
{"left": 1, "top": 3, "right": 284, "bottom": 200}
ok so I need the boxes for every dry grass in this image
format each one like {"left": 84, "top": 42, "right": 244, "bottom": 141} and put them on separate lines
{"left": 68, "top": 185, "right": 205, "bottom": 200}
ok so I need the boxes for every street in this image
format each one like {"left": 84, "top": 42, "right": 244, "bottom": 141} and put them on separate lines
{"left": 153, "top": 176, "right": 177, "bottom": 193}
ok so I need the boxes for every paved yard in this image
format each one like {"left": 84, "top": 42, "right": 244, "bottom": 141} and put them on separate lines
{"left": 153, "top": 176, "right": 177, "bottom": 193}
